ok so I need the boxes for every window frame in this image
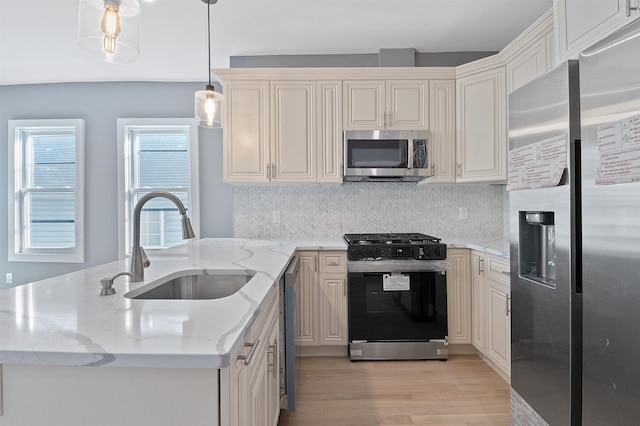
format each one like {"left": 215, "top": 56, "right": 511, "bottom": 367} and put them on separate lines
{"left": 8, "top": 119, "right": 85, "bottom": 263}
{"left": 117, "top": 118, "right": 200, "bottom": 259}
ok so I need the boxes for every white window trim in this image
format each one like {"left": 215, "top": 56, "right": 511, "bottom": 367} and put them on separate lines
{"left": 117, "top": 118, "right": 200, "bottom": 259}
{"left": 7, "top": 119, "right": 85, "bottom": 263}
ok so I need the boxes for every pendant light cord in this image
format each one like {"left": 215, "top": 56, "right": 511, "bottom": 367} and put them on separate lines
{"left": 207, "top": 2, "right": 212, "bottom": 87}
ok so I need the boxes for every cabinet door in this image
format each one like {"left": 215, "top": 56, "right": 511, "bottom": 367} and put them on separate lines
{"left": 343, "top": 80, "right": 385, "bottom": 129}
{"left": 248, "top": 343, "right": 269, "bottom": 426}
{"left": 507, "top": 36, "right": 550, "bottom": 94}
{"left": 295, "top": 251, "right": 319, "bottom": 345}
{"left": 271, "top": 81, "right": 316, "bottom": 182}
{"left": 428, "top": 80, "right": 456, "bottom": 183}
{"left": 485, "top": 277, "right": 511, "bottom": 377}
{"left": 456, "top": 66, "right": 507, "bottom": 183}
{"left": 471, "top": 252, "right": 485, "bottom": 352}
{"left": 555, "top": 0, "right": 638, "bottom": 61}
{"left": 316, "top": 81, "right": 343, "bottom": 183}
{"left": 266, "top": 314, "right": 280, "bottom": 426}
{"left": 319, "top": 275, "right": 348, "bottom": 345}
{"left": 386, "top": 80, "right": 428, "bottom": 129}
{"left": 223, "top": 81, "right": 270, "bottom": 183}
{"left": 445, "top": 249, "right": 471, "bottom": 344}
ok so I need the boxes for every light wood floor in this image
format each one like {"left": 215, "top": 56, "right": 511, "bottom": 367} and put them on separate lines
{"left": 278, "top": 355, "right": 510, "bottom": 426}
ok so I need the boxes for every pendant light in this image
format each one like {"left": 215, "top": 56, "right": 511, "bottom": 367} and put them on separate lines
{"left": 78, "top": 0, "right": 141, "bottom": 64}
{"left": 195, "top": 0, "right": 224, "bottom": 128}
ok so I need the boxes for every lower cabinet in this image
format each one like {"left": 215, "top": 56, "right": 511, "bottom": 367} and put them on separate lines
{"left": 221, "top": 288, "right": 280, "bottom": 426}
{"left": 446, "top": 249, "right": 472, "bottom": 344}
{"left": 470, "top": 250, "right": 511, "bottom": 379}
{"left": 295, "top": 250, "right": 348, "bottom": 350}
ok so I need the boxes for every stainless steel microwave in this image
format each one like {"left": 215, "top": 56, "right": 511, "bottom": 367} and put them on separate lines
{"left": 343, "top": 130, "right": 430, "bottom": 182}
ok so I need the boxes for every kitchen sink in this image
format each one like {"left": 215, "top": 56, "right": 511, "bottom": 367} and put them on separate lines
{"left": 124, "top": 269, "right": 256, "bottom": 300}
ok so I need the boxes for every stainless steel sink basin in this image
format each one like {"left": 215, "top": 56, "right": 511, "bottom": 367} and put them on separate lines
{"left": 124, "top": 269, "right": 256, "bottom": 300}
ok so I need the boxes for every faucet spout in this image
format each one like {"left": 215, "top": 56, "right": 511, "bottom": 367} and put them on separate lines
{"left": 130, "top": 191, "right": 195, "bottom": 282}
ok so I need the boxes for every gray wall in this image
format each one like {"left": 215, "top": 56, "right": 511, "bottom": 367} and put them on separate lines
{"left": 0, "top": 81, "right": 233, "bottom": 288}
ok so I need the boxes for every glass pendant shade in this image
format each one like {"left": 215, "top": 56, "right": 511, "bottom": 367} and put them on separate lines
{"left": 195, "top": 85, "right": 224, "bottom": 128}
{"left": 78, "top": 0, "right": 141, "bottom": 64}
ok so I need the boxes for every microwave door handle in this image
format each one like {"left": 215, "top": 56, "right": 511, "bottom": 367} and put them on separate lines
{"left": 407, "top": 140, "right": 414, "bottom": 169}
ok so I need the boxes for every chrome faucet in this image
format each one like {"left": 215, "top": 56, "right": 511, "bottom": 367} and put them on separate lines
{"left": 130, "top": 191, "right": 195, "bottom": 282}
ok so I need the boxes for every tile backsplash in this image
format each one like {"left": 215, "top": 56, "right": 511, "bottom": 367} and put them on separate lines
{"left": 234, "top": 183, "right": 505, "bottom": 240}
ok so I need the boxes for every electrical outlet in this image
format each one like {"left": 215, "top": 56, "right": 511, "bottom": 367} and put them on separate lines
{"left": 6, "top": 273, "right": 13, "bottom": 284}
{"left": 459, "top": 207, "right": 468, "bottom": 220}
{"left": 272, "top": 211, "right": 281, "bottom": 224}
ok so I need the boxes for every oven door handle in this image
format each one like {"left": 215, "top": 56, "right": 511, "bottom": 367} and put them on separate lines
{"left": 347, "top": 260, "right": 450, "bottom": 274}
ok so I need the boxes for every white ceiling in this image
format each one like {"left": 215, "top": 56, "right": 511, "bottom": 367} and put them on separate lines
{"left": 0, "top": 0, "right": 553, "bottom": 85}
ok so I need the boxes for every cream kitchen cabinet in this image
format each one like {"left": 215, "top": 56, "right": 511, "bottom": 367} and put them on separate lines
{"left": 554, "top": 0, "right": 639, "bottom": 62}
{"left": 343, "top": 79, "right": 428, "bottom": 130}
{"left": 502, "top": 9, "right": 555, "bottom": 94}
{"left": 295, "top": 251, "right": 319, "bottom": 345}
{"left": 471, "top": 251, "right": 485, "bottom": 352}
{"left": 222, "top": 81, "right": 270, "bottom": 183}
{"left": 294, "top": 250, "right": 348, "bottom": 351}
{"left": 427, "top": 79, "right": 457, "bottom": 183}
{"left": 446, "top": 249, "right": 471, "bottom": 344}
{"left": 455, "top": 59, "right": 507, "bottom": 183}
{"left": 221, "top": 79, "right": 342, "bottom": 183}
{"left": 470, "top": 250, "right": 511, "bottom": 379}
{"left": 221, "top": 286, "right": 280, "bottom": 426}
{"left": 316, "top": 81, "right": 343, "bottom": 183}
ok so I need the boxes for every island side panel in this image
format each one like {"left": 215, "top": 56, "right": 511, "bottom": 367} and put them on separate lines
{"left": 0, "top": 365, "right": 219, "bottom": 426}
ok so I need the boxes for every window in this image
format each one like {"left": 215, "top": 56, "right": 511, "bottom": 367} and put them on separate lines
{"left": 117, "top": 119, "right": 199, "bottom": 258}
{"left": 8, "top": 119, "right": 85, "bottom": 263}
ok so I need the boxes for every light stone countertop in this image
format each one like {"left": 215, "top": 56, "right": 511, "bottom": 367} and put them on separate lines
{"left": 0, "top": 238, "right": 297, "bottom": 369}
{"left": 443, "top": 236, "right": 510, "bottom": 258}
{"left": 0, "top": 236, "right": 507, "bottom": 370}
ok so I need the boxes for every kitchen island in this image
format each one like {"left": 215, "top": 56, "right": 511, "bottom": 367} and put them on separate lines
{"left": 0, "top": 238, "right": 296, "bottom": 426}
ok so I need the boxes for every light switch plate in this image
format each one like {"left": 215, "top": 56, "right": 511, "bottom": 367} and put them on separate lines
{"left": 459, "top": 207, "right": 468, "bottom": 220}
{"left": 272, "top": 211, "right": 281, "bottom": 224}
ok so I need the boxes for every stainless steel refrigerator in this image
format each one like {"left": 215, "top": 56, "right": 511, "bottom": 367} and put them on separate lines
{"left": 579, "top": 18, "right": 640, "bottom": 426}
{"left": 508, "top": 60, "right": 582, "bottom": 426}
{"left": 509, "top": 17, "right": 640, "bottom": 426}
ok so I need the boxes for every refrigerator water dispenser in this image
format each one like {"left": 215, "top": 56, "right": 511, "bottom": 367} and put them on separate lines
{"left": 519, "top": 211, "right": 556, "bottom": 288}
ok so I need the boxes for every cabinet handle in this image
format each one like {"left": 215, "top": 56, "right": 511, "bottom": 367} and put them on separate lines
{"left": 343, "top": 279, "right": 346, "bottom": 297}
{"left": 268, "top": 343, "right": 277, "bottom": 378}
{"left": 272, "top": 163, "right": 276, "bottom": 178}
{"left": 266, "top": 163, "right": 270, "bottom": 180}
{"left": 431, "top": 163, "right": 435, "bottom": 176}
{"left": 237, "top": 339, "right": 260, "bottom": 366}
{"left": 478, "top": 257, "right": 484, "bottom": 275}
{"left": 456, "top": 163, "right": 461, "bottom": 178}
{"left": 627, "top": 0, "right": 638, "bottom": 16}
{"left": 506, "top": 295, "right": 511, "bottom": 316}
{"left": 316, "top": 256, "right": 319, "bottom": 273}
{"left": 501, "top": 271, "right": 510, "bottom": 276}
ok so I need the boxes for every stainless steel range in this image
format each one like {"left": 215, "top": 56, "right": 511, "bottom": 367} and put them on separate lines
{"left": 344, "top": 233, "right": 450, "bottom": 361}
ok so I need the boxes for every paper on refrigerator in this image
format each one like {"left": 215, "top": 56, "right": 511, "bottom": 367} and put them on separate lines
{"left": 596, "top": 113, "right": 640, "bottom": 185}
{"left": 507, "top": 135, "right": 568, "bottom": 191}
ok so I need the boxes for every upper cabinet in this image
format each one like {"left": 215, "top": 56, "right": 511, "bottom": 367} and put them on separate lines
{"left": 222, "top": 81, "right": 270, "bottom": 183}
{"left": 554, "top": 0, "right": 639, "bottom": 61}
{"left": 216, "top": 70, "right": 344, "bottom": 184}
{"left": 343, "top": 79, "right": 428, "bottom": 130}
{"left": 501, "top": 9, "right": 555, "bottom": 94}
{"left": 455, "top": 57, "right": 507, "bottom": 183}
{"left": 270, "top": 81, "right": 316, "bottom": 183}
{"left": 427, "top": 80, "right": 456, "bottom": 183}
{"left": 216, "top": 68, "right": 454, "bottom": 184}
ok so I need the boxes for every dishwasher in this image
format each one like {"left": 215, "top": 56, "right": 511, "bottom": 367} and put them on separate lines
{"left": 279, "top": 255, "right": 300, "bottom": 412}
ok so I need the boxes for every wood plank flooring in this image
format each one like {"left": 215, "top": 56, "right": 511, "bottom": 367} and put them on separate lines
{"left": 278, "top": 355, "right": 510, "bottom": 426}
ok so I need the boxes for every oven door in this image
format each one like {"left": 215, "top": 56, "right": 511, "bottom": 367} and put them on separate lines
{"left": 348, "top": 270, "right": 447, "bottom": 342}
